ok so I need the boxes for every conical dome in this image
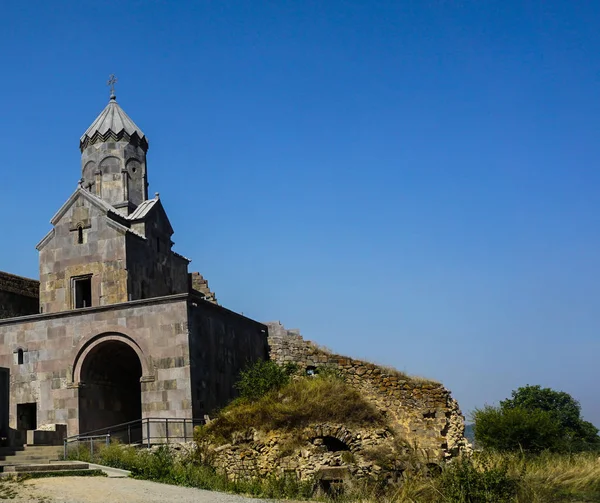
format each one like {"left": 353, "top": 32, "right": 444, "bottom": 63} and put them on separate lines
{"left": 79, "top": 95, "right": 148, "bottom": 152}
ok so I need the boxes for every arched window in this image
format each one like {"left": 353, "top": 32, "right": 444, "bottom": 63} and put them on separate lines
{"left": 17, "top": 349, "right": 24, "bottom": 365}
{"left": 77, "top": 226, "right": 84, "bottom": 244}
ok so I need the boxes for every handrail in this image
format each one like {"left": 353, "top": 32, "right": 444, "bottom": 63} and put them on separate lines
{"left": 65, "top": 417, "right": 153, "bottom": 441}
{"left": 64, "top": 417, "right": 204, "bottom": 451}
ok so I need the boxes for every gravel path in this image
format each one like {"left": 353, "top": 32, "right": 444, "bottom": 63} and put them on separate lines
{"left": 4, "top": 476, "right": 285, "bottom": 503}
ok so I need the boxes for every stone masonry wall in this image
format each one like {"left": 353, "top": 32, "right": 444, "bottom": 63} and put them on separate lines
{"left": 0, "top": 295, "right": 193, "bottom": 436}
{"left": 0, "top": 272, "right": 39, "bottom": 320}
{"left": 266, "top": 322, "right": 468, "bottom": 461}
{"left": 187, "top": 296, "right": 268, "bottom": 418}
{"left": 38, "top": 194, "right": 129, "bottom": 313}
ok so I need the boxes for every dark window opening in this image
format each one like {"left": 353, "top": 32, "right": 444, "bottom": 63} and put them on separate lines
{"left": 77, "top": 226, "right": 84, "bottom": 244}
{"left": 140, "top": 282, "right": 146, "bottom": 299}
{"left": 74, "top": 277, "right": 92, "bottom": 308}
{"left": 17, "top": 349, "right": 24, "bottom": 365}
{"left": 17, "top": 403, "right": 37, "bottom": 431}
{"left": 156, "top": 237, "right": 160, "bottom": 252}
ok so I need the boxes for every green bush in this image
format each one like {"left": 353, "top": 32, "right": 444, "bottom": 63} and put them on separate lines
{"left": 473, "top": 406, "right": 564, "bottom": 453}
{"left": 234, "top": 360, "right": 296, "bottom": 401}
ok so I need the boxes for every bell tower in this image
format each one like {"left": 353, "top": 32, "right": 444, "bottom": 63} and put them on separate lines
{"left": 79, "top": 75, "right": 149, "bottom": 215}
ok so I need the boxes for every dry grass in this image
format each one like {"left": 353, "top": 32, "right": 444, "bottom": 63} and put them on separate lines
{"left": 324, "top": 451, "right": 600, "bottom": 502}
{"left": 511, "top": 451, "right": 600, "bottom": 502}
{"left": 200, "top": 376, "right": 385, "bottom": 442}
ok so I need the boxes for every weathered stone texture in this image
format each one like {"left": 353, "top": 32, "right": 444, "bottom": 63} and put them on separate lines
{"left": 207, "top": 423, "right": 406, "bottom": 484}
{"left": 190, "top": 272, "right": 218, "bottom": 304}
{"left": 0, "top": 296, "right": 192, "bottom": 435}
{"left": 188, "top": 296, "right": 267, "bottom": 418}
{"left": 38, "top": 195, "right": 129, "bottom": 313}
{"left": 266, "top": 322, "right": 469, "bottom": 460}
{"left": 0, "top": 293, "right": 267, "bottom": 437}
{"left": 0, "top": 272, "right": 39, "bottom": 320}
{"left": 125, "top": 219, "right": 189, "bottom": 302}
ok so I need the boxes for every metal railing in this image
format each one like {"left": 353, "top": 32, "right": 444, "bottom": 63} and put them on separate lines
{"left": 63, "top": 417, "right": 204, "bottom": 459}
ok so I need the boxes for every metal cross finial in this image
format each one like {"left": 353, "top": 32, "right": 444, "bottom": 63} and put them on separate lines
{"left": 107, "top": 74, "right": 118, "bottom": 99}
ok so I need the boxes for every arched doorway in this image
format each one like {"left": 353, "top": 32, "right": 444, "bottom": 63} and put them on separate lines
{"left": 78, "top": 340, "right": 142, "bottom": 433}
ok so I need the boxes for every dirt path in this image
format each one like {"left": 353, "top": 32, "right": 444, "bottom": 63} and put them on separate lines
{"left": 3, "top": 476, "right": 282, "bottom": 503}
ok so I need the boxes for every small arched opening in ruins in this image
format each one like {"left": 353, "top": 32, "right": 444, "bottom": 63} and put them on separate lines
{"left": 78, "top": 339, "right": 142, "bottom": 434}
{"left": 318, "top": 436, "right": 350, "bottom": 452}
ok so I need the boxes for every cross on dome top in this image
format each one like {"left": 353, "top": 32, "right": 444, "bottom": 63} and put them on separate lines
{"left": 107, "top": 74, "right": 118, "bottom": 100}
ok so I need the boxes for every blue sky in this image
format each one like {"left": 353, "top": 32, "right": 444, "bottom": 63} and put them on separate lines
{"left": 1, "top": 1, "right": 599, "bottom": 426}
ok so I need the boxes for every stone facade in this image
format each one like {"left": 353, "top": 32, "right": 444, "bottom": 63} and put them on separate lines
{"left": 0, "top": 294, "right": 266, "bottom": 437}
{"left": 0, "top": 273, "right": 39, "bottom": 320}
{"left": 37, "top": 190, "right": 189, "bottom": 314}
{"left": 266, "top": 322, "right": 468, "bottom": 460}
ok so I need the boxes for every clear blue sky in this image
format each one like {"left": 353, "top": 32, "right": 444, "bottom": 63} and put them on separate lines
{"left": 1, "top": 1, "right": 598, "bottom": 426}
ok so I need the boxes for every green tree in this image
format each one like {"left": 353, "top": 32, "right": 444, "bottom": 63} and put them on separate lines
{"left": 502, "top": 385, "right": 600, "bottom": 448}
{"left": 474, "top": 385, "right": 600, "bottom": 452}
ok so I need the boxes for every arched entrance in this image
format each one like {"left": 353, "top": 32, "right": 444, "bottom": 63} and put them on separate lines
{"left": 78, "top": 340, "right": 142, "bottom": 433}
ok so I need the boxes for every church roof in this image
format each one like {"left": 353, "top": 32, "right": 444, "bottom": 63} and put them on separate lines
{"left": 79, "top": 95, "right": 148, "bottom": 152}
{"left": 127, "top": 197, "right": 158, "bottom": 220}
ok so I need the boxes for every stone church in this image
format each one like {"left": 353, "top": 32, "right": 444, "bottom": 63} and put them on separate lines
{"left": 0, "top": 89, "right": 267, "bottom": 441}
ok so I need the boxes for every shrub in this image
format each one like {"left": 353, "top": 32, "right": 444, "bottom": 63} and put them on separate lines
{"left": 473, "top": 406, "right": 564, "bottom": 453}
{"left": 234, "top": 360, "right": 296, "bottom": 401}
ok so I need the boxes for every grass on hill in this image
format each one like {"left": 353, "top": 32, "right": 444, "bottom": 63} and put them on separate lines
{"left": 199, "top": 374, "right": 386, "bottom": 443}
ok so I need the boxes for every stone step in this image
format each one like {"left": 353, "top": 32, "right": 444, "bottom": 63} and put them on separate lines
{"left": 0, "top": 447, "right": 24, "bottom": 456}
{"left": 3, "top": 462, "right": 89, "bottom": 473}
{"left": 1, "top": 449, "right": 60, "bottom": 456}
{"left": 1, "top": 454, "right": 59, "bottom": 460}
{"left": 0, "top": 458, "right": 55, "bottom": 465}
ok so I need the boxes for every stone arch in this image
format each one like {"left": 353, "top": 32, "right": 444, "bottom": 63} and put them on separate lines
{"left": 99, "top": 155, "right": 121, "bottom": 174}
{"left": 82, "top": 160, "right": 96, "bottom": 180}
{"left": 72, "top": 331, "right": 152, "bottom": 384}
{"left": 310, "top": 425, "right": 357, "bottom": 452}
{"left": 74, "top": 332, "right": 149, "bottom": 433}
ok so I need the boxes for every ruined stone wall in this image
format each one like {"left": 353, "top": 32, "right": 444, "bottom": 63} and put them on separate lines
{"left": 266, "top": 322, "right": 468, "bottom": 460}
{"left": 0, "top": 272, "right": 39, "bottom": 319}
{"left": 189, "top": 272, "right": 218, "bottom": 304}
{"left": 208, "top": 423, "right": 404, "bottom": 484}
